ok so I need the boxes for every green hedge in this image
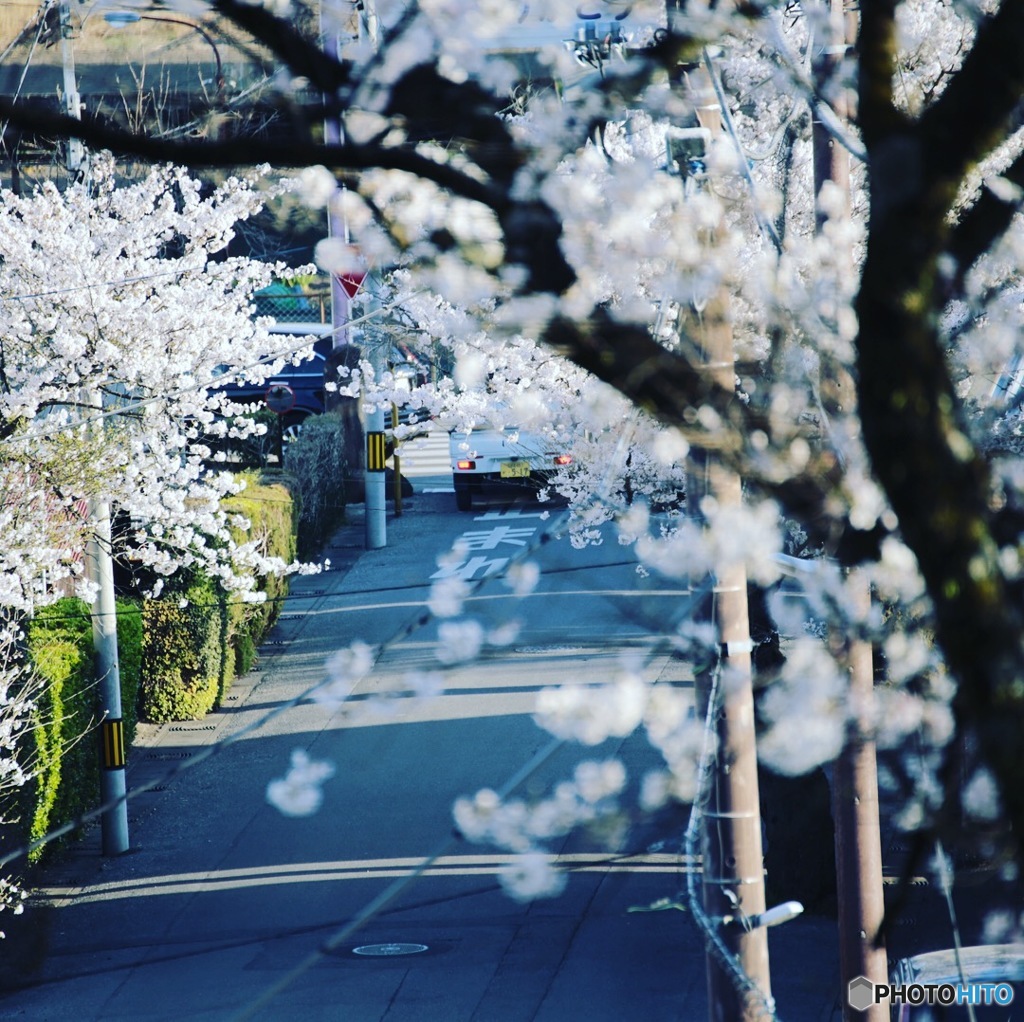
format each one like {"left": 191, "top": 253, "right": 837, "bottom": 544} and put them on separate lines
{"left": 116, "top": 601, "right": 142, "bottom": 750}
{"left": 21, "top": 597, "right": 142, "bottom": 863}
{"left": 140, "top": 574, "right": 224, "bottom": 723}
{"left": 222, "top": 476, "right": 296, "bottom": 688}
{"left": 138, "top": 476, "right": 296, "bottom": 722}
{"left": 283, "top": 412, "right": 348, "bottom": 558}
{"left": 12, "top": 478, "right": 297, "bottom": 857}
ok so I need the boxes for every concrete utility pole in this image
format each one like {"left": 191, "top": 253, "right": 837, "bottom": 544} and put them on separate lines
{"left": 681, "top": 67, "right": 774, "bottom": 1022}
{"left": 811, "top": 2, "right": 888, "bottom": 1011}
{"left": 57, "top": 0, "right": 83, "bottom": 174}
{"left": 357, "top": 0, "right": 385, "bottom": 550}
{"left": 694, "top": 287, "right": 774, "bottom": 1022}
{"left": 60, "top": 0, "right": 129, "bottom": 855}
{"left": 85, "top": 490, "right": 130, "bottom": 856}
{"left": 832, "top": 572, "right": 888, "bottom": 1019}
{"left": 321, "top": 0, "right": 385, "bottom": 549}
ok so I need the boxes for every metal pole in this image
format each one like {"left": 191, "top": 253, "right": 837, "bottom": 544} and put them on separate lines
{"left": 320, "top": 6, "right": 369, "bottom": 515}
{"left": 353, "top": 0, "right": 386, "bottom": 550}
{"left": 391, "top": 402, "right": 403, "bottom": 517}
{"left": 363, "top": 292, "right": 386, "bottom": 549}
{"left": 365, "top": 408, "right": 387, "bottom": 546}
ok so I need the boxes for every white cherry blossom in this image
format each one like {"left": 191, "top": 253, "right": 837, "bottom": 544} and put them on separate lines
{"left": 499, "top": 851, "right": 566, "bottom": 902}
{"left": 266, "top": 749, "right": 336, "bottom": 818}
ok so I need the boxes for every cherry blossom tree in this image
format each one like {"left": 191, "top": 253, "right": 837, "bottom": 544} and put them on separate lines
{"left": 0, "top": 155, "right": 314, "bottom": 613}
{"left": 0, "top": 156, "right": 317, "bottom": 918}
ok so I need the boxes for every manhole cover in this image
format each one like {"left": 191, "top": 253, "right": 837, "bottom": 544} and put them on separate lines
{"left": 352, "top": 943, "right": 429, "bottom": 957}
{"left": 515, "top": 645, "right": 586, "bottom": 654}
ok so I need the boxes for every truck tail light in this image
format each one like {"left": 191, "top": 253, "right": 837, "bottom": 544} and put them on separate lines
{"left": 554, "top": 454, "right": 572, "bottom": 466}
{"left": 456, "top": 459, "right": 476, "bottom": 470}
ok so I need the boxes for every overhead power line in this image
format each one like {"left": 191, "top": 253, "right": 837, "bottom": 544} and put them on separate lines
{"left": 1, "top": 264, "right": 206, "bottom": 302}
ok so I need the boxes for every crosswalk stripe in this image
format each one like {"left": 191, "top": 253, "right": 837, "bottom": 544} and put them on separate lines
{"left": 393, "top": 430, "right": 450, "bottom": 478}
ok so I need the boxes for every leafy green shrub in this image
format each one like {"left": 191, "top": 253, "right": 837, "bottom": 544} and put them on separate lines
{"left": 20, "top": 597, "right": 142, "bottom": 862}
{"left": 9, "top": 492, "right": 295, "bottom": 855}
{"left": 140, "top": 574, "right": 224, "bottom": 722}
{"left": 139, "top": 475, "right": 297, "bottom": 720}
{"left": 221, "top": 475, "right": 296, "bottom": 700}
{"left": 115, "top": 598, "right": 143, "bottom": 749}
{"left": 283, "top": 412, "right": 348, "bottom": 557}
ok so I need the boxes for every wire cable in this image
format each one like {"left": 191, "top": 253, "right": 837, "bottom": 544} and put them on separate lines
{"left": 684, "top": 656, "right": 781, "bottom": 1021}
{"left": 1, "top": 263, "right": 205, "bottom": 302}
{"left": 701, "top": 47, "right": 783, "bottom": 257}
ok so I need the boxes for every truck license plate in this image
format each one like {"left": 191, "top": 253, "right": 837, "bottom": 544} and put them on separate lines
{"left": 500, "top": 461, "right": 530, "bottom": 479}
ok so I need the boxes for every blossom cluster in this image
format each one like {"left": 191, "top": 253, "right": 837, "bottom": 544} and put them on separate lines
{"left": 0, "top": 158, "right": 314, "bottom": 613}
{"left": 266, "top": 749, "right": 336, "bottom": 818}
{"left": 453, "top": 758, "right": 628, "bottom": 901}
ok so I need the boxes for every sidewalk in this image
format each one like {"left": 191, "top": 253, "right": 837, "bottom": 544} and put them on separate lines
{"left": 1, "top": 506, "right": 378, "bottom": 1002}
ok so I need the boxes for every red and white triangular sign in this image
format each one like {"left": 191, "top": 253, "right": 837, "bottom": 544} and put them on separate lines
{"left": 336, "top": 270, "right": 366, "bottom": 299}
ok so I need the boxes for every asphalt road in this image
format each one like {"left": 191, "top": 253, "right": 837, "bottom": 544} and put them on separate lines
{"left": 2, "top": 479, "right": 844, "bottom": 1022}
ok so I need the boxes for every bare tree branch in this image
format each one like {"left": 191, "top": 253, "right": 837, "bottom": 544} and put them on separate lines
{"left": 212, "top": 0, "right": 351, "bottom": 95}
{"left": 946, "top": 143, "right": 1024, "bottom": 294}
{"left": 919, "top": 3, "right": 1024, "bottom": 205}
{"left": 0, "top": 98, "right": 504, "bottom": 206}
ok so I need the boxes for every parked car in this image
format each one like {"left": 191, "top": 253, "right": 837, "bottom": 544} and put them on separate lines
{"left": 215, "top": 325, "right": 332, "bottom": 439}
{"left": 890, "top": 944, "right": 1024, "bottom": 1020}
{"left": 449, "top": 424, "right": 571, "bottom": 511}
